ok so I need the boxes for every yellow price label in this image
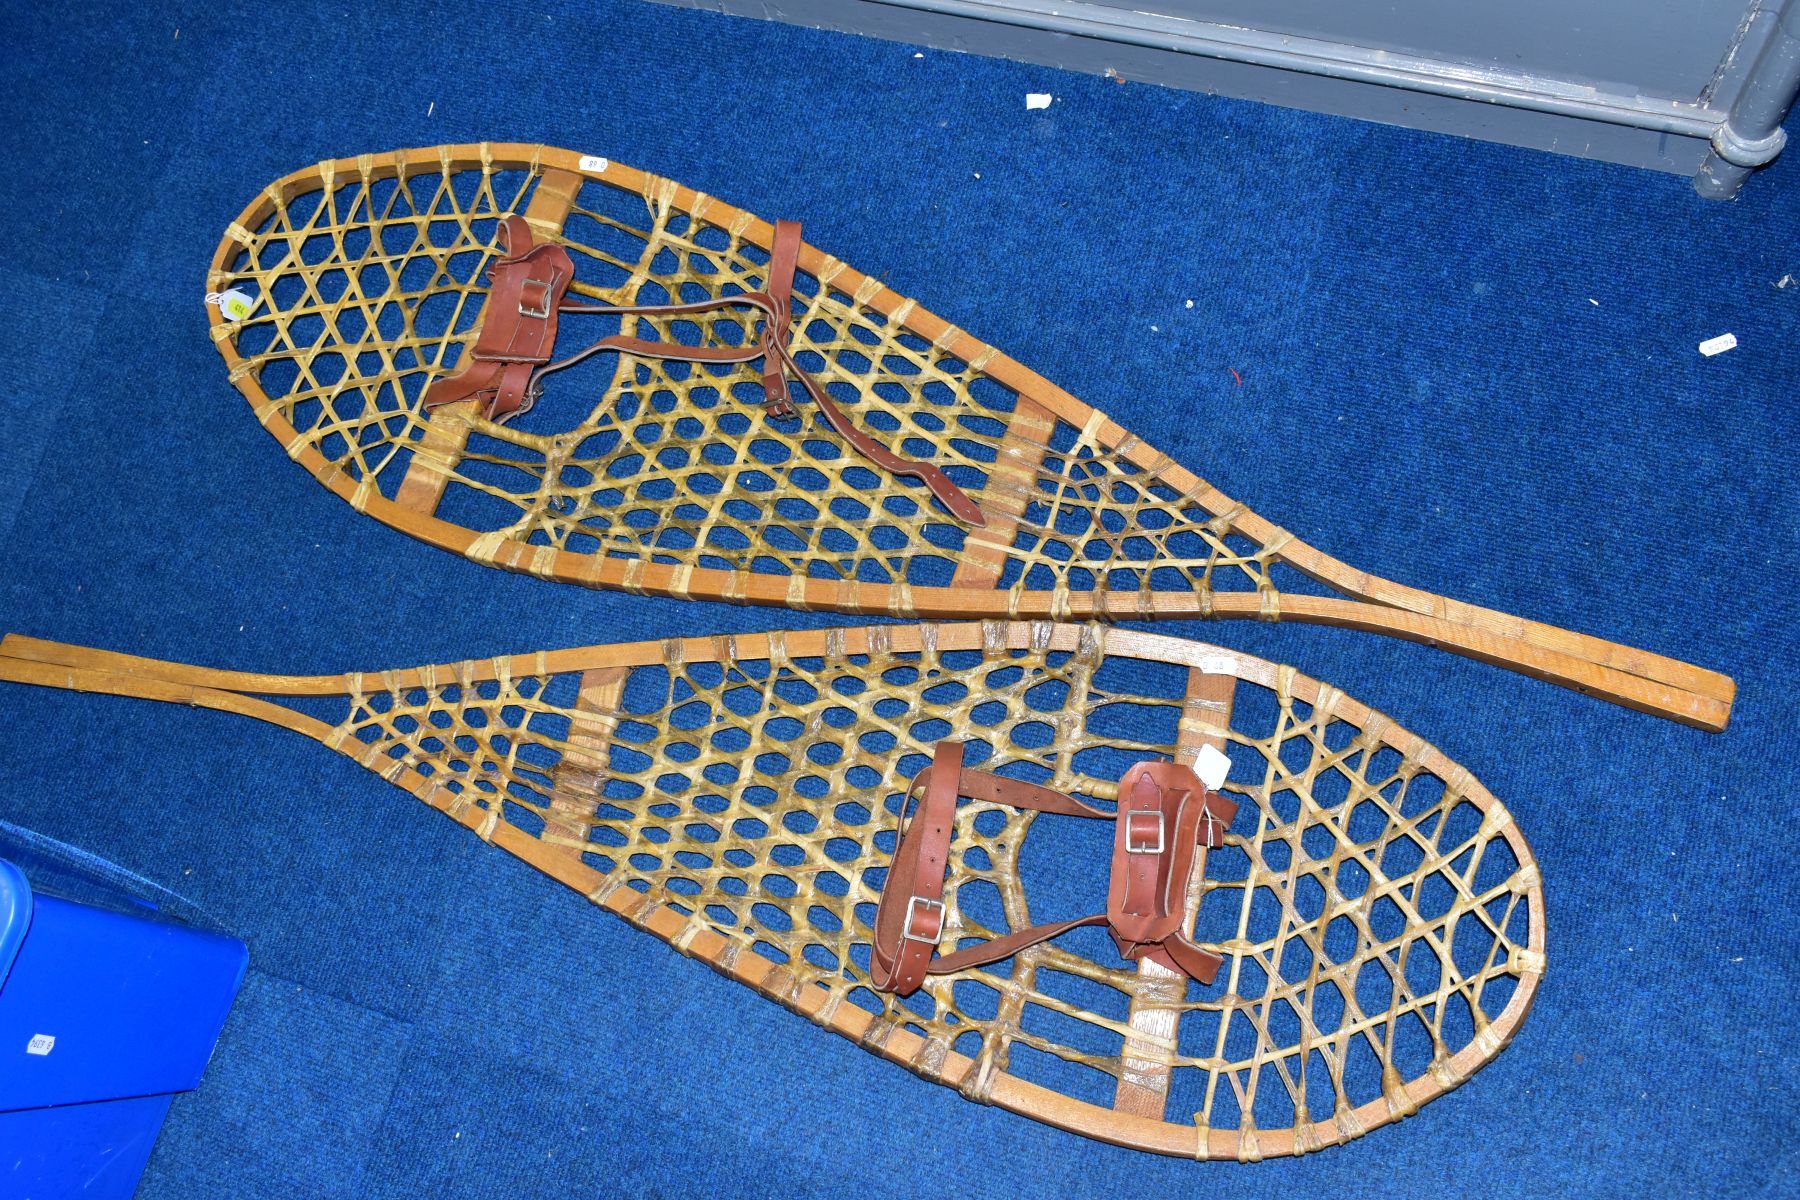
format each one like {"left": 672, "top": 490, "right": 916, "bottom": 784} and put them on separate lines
{"left": 212, "top": 288, "right": 257, "bottom": 321}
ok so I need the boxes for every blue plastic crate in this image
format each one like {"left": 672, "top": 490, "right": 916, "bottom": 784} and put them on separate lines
{"left": 0, "top": 857, "right": 247, "bottom": 1199}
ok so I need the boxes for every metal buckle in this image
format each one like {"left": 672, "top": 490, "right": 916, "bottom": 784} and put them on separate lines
{"left": 517, "top": 270, "right": 559, "bottom": 319}
{"left": 1125, "top": 810, "right": 1165, "bottom": 855}
{"left": 903, "top": 895, "right": 945, "bottom": 945}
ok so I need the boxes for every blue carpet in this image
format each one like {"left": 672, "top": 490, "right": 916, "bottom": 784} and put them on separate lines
{"left": 0, "top": 2, "right": 1796, "bottom": 1196}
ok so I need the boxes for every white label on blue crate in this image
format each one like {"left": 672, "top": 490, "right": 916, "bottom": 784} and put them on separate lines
{"left": 578, "top": 155, "right": 608, "bottom": 173}
{"left": 26, "top": 1033, "right": 54, "bottom": 1056}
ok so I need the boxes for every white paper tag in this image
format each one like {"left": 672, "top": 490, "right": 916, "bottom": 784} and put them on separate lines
{"left": 1198, "top": 654, "right": 1236, "bottom": 675}
{"left": 1698, "top": 332, "right": 1736, "bottom": 357}
{"left": 207, "top": 288, "right": 257, "bottom": 321}
{"left": 26, "top": 1033, "right": 54, "bottom": 1056}
{"left": 578, "top": 155, "right": 609, "bottom": 173}
{"left": 1195, "top": 744, "right": 1231, "bottom": 790}
{"left": 1025, "top": 93, "right": 1052, "bottom": 110}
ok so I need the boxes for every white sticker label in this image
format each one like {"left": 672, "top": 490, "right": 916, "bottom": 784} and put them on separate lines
{"left": 207, "top": 288, "right": 257, "bottom": 321}
{"left": 1196, "top": 743, "right": 1231, "bottom": 791}
{"left": 1198, "top": 654, "right": 1236, "bottom": 675}
{"left": 1698, "top": 332, "right": 1736, "bottom": 357}
{"left": 26, "top": 1033, "right": 54, "bottom": 1056}
{"left": 578, "top": 155, "right": 609, "bottom": 173}
{"left": 1025, "top": 93, "right": 1053, "bottom": 110}
{"left": 1202, "top": 744, "right": 1231, "bottom": 791}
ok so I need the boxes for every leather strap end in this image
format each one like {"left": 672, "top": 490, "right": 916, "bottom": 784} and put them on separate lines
{"left": 497, "top": 214, "right": 532, "bottom": 259}
{"left": 486, "top": 361, "right": 540, "bottom": 422}
{"left": 1161, "top": 934, "right": 1226, "bottom": 986}
{"left": 916, "top": 464, "right": 986, "bottom": 527}
{"left": 760, "top": 366, "right": 797, "bottom": 419}
{"left": 423, "top": 361, "right": 499, "bottom": 413}
{"left": 1198, "top": 791, "right": 1238, "bottom": 848}
{"left": 421, "top": 379, "right": 461, "bottom": 411}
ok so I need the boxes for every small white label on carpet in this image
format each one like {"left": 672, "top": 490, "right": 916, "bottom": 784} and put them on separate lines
{"left": 578, "top": 155, "right": 609, "bottom": 173}
{"left": 1196, "top": 743, "right": 1231, "bottom": 790}
{"left": 1698, "top": 332, "right": 1737, "bottom": 357}
{"left": 1198, "top": 654, "right": 1235, "bottom": 675}
{"left": 1025, "top": 93, "right": 1052, "bottom": 110}
{"left": 26, "top": 1033, "right": 54, "bottom": 1056}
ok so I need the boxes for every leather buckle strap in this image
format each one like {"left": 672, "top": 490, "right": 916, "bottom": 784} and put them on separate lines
{"left": 517, "top": 270, "right": 559, "bottom": 319}
{"left": 1124, "top": 809, "right": 1165, "bottom": 855}
{"left": 902, "top": 896, "right": 946, "bottom": 945}
{"left": 869, "top": 740, "right": 1236, "bottom": 997}
{"left": 868, "top": 742, "right": 964, "bottom": 995}
{"left": 757, "top": 220, "right": 802, "bottom": 420}
{"left": 1106, "top": 762, "right": 1239, "bottom": 984}
{"left": 423, "top": 215, "right": 575, "bottom": 422}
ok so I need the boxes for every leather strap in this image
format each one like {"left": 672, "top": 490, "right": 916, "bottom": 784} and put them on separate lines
{"left": 869, "top": 741, "right": 964, "bottom": 994}
{"left": 758, "top": 220, "right": 801, "bottom": 416}
{"left": 427, "top": 215, "right": 984, "bottom": 526}
{"left": 1105, "top": 761, "right": 1238, "bottom": 981}
{"left": 926, "top": 913, "right": 1108, "bottom": 975}
{"left": 423, "top": 216, "right": 576, "bottom": 421}
{"left": 869, "top": 741, "right": 1238, "bottom": 997}
{"left": 765, "top": 336, "right": 986, "bottom": 526}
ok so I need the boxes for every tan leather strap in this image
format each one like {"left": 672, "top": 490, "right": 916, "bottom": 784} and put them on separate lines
{"left": 870, "top": 745, "right": 1114, "bottom": 994}
{"left": 869, "top": 741, "right": 1237, "bottom": 997}
{"left": 541, "top": 292, "right": 786, "bottom": 371}
{"left": 947, "top": 768, "right": 1115, "bottom": 819}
